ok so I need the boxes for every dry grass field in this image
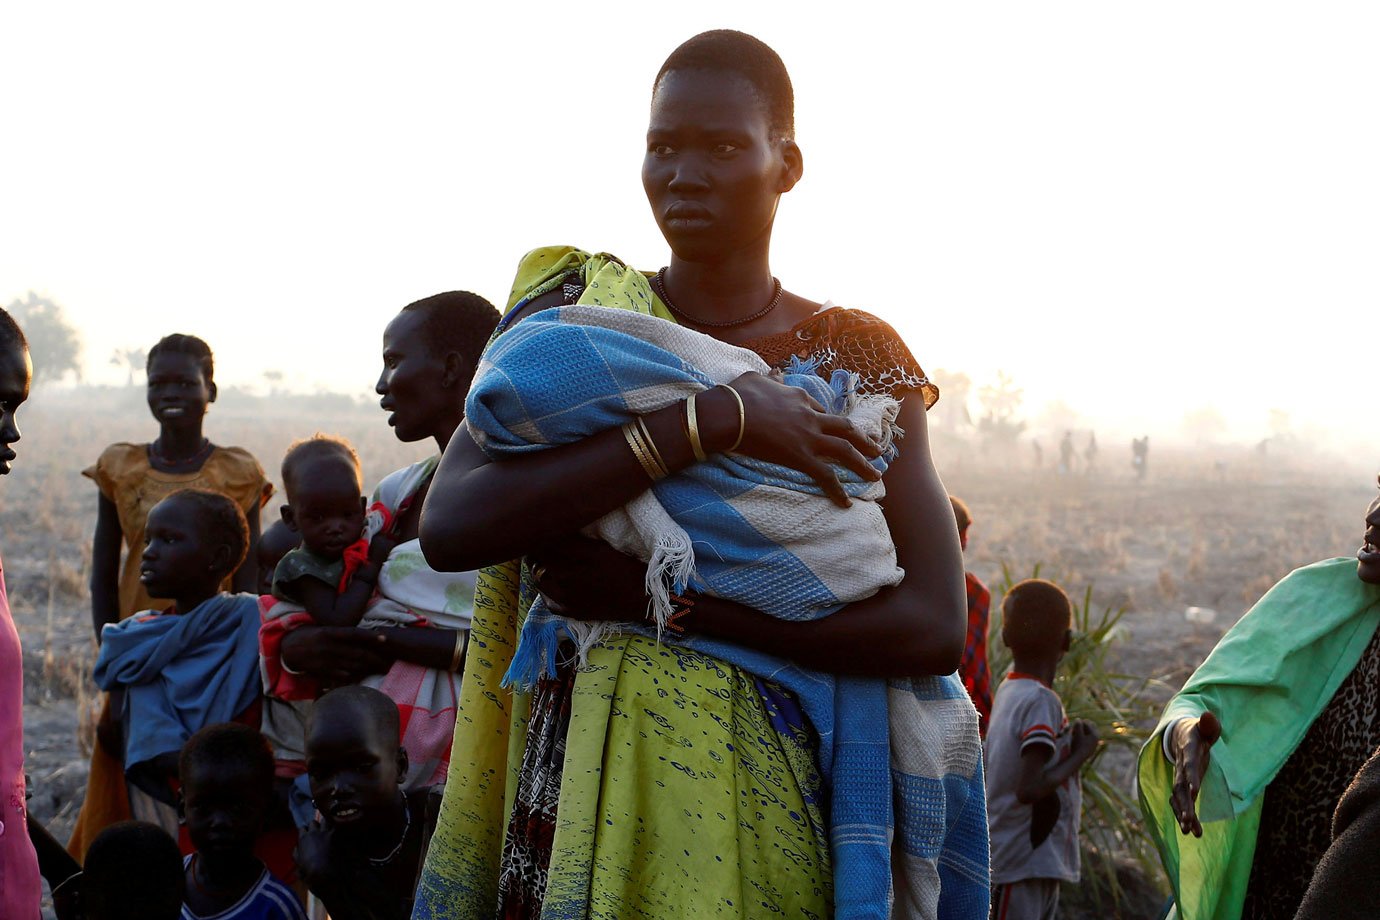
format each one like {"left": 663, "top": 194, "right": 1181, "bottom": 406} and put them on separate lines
{"left": 6, "top": 391, "right": 1372, "bottom": 917}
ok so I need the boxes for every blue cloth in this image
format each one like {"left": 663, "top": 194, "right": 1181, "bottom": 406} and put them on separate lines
{"left": 95, "top": 593, "right": 263, "bottom": 769}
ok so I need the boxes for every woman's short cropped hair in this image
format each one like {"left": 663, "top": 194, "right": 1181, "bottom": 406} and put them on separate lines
{"left": 147, "top": 333, "right": 215, "bottom": 385}
{"left": 654, "top": 30, "right": 795, "bottom": 140}
{"left": 401, "top": 291, "right": 501, "bottom": 368}
{"left": 0, "top": 307, "right": 28, "bottom": 356}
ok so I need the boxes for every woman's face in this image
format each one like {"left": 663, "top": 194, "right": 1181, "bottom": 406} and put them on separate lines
{"left": 376, "top": 310, "right": 457, "bottom": 444}
{"left": 0, "top": 343, "right": 31, "bottom": 475}
{"left": 642, "top": 69, "right": 799, "bottom": 263}
{"left": 1359, "top": 476, "right": 1380, "bottom": 585}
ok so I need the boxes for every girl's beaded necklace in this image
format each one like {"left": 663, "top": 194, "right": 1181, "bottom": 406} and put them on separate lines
{"left": 653, "top": 268, "right": 783, "bottom": 328}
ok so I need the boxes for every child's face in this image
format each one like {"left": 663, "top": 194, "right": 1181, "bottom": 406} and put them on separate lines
{"left": 140, "top": 498, "right": 228, "bottom": 598}
{"left": 0, "top": 342, "right": 31, "bottom": 476}
{"left": 306, "top": 708, "right": 405, "bottom": 834}
{"left": 282, "top": 461, "right": 365, "bottom": 558}
{"left": 146, "top": 351, "right": 214, "bottom": 427}
{"left": 181, "top": 760, "right": 269, "bottom": 860}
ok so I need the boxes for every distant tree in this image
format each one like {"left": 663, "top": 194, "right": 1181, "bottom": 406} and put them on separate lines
{"left": 928, "top": 368, "right": 973, "bottom": 430}
{"left": 1181, "top": 406, "right": 1228, "bottom": 445}
{"left": 6, "top": 291, "right": 82, "bottom": 384}
{"left": 977, "top": 370, "right": 1026, "bottom": 446}
{"left": 110, "top": 347, "right": 147, "bottom": 387}
{"left": 263, "top": 370, "right": 285, "bottom": 395}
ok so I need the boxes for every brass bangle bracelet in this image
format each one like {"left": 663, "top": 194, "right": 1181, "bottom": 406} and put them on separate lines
{"left": 449, "top": 631, "right": 466, "bottom": 671}
{"left": 635, "top": 416, "right": 670, "bottom": 478}
{"left": 622, "top": 421, "right": 665, "bottom": 481}
{"left": 685, "top": 392, "right": 708, "bottom": 462}
{"left": 722, "top": 384, "right": 746, "bottom": 453}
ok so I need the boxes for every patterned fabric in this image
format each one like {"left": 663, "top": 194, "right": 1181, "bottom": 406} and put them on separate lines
{"left": 1138, "top": 558, "right": 1380, "bottom": 920}
{"left": 1242, "top": 627, "right": 1380, "bottom": 919}
{"left": 414, "top": 246, "right": 983, "bottom": 920}
{"left": 961, "top": 571, "right": 993, "bottom": 735}
{"left": 260, "top": 457, "right": 471, "bottom": 790}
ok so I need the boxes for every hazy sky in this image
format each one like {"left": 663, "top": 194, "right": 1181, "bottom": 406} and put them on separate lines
{"left": 3, "top": 3, "right": 1375, "bottom": 445}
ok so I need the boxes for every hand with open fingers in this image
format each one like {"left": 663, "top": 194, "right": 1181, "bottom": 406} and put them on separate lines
{"left": 528, "top": 535, "right": 649, "bottom": 623}
{"left": 727, "top": 371, "right": 884, "bottom": 508}
{"left": 1170, "top": 710, "right": 1222, "bottom": 837}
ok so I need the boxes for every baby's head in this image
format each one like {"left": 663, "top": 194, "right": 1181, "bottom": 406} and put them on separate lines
{"left": 178, "top": 723, "right": 275, "bottom": 864}
{"left": 139, "top": 489, "right": 249, "bottom": 603}
{"left": 280, "top": 435, "right": 365, "bottom": 560}
{"left": 257, "top": 517, "right": 302, "bottom": 594}
{"left": 82, "top": 821, "right": 185, "bottom": 920}
{"left": 1001, "top": 578, "right": 1073, "bottom": 664}
{"left": 306, "top": 686, "right": 407, "bottom": 837}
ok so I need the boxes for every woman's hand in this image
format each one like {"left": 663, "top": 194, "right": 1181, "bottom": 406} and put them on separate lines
{"left": 280, "top": 626, "right": 394, "bottom": 685}
{"left": 1169, "top": 711, "right": 1222, "bottom": 837}
{"left": 528, "top": 535, "right": 650, "bottom": 623}
{"left": 720, "top": 372, "right": 882, "bottom": 507}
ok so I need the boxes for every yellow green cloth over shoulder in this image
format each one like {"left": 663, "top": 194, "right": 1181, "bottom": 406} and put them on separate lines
{"left": 1137, "top": 557, "right": 1380, "bottom": 920}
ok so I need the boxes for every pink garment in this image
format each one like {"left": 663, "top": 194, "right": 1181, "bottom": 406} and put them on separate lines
{"left": 1, "top": 561, "right": 41, "bottom": 918}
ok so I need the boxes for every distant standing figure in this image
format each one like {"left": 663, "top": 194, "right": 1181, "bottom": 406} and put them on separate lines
{"left": 1084, "top": 432, "right": 1098, "bottom": 474}
{"left": 1031, "top": 440, "right": 1043, "bottom": 469}
{"left": 1058, "top": 431, "right": 1075, "bottom": 475}
{"left": 1131, "top": 436, "right": 1149, "bottom": 480}
{"left": 951, "top": 496, "right": 992, "bottom": 735}
{"left": 986, "top": 580, "right": 1100, "bottom": 920}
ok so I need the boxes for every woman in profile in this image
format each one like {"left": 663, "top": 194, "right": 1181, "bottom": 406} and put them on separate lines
{"left": 415, "top": 31, "right": 980, "bottom": 919}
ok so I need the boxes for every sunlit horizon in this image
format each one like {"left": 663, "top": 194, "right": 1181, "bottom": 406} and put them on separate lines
{"left": 4, "top": 2, "right": 1375, "bottom": 455}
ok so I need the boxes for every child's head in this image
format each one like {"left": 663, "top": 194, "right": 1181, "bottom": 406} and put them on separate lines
{"left": 82, "top": 821, "right": 185, "bottom": 920}
{"left": 950, "top": 495, "right": 972, "bottom": 551}
{"left": 306, "top": 686, "right": 407, "bottom": 835}
{"left": 257, "top": 517, "right": 303, "bottom": 594}
{"left": 146, "top": 333, "right": 216, "bottom": 427}
{"left": 140, "top": 489, "right": 249, "bottom": 601}
{"left": 280, "top": 435, "right": 365, "bottom": 558}
{"left": 178, "top": 723, "right": 275, "bottom": 862}
{"left": 0, "top": 308, "right": 31, "bottom": 476}
{"left": 377, "top": 291, "right": 500, "bottom": 444}
{"left": 1001, "top": 578, "right": 1073, "bottom": 662}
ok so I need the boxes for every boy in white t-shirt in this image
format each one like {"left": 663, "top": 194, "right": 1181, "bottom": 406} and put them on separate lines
{"left": 985, "top": 579, "right": 1099, "bottom": 920}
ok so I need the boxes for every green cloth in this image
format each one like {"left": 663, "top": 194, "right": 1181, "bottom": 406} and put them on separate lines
{"left": 1137, "top": 557, "right": 1380, "bottom": 920}
{"left": 271, "top": 546, "right": 344, "bottom": 603}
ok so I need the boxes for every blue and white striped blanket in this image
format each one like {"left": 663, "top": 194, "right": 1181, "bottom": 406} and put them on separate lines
{"left": 465, "top": 302, "right": 987, "bottom": 919}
